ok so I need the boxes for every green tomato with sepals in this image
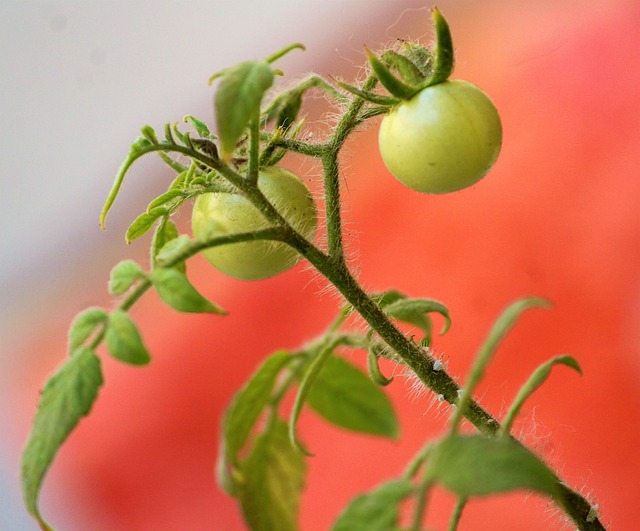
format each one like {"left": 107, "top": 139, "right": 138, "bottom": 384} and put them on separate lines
{"left": 191, "top": 167, "right": 317, "bottom": 281}
{"left": 378, "top": 79, "right": 502, "bottom": 194}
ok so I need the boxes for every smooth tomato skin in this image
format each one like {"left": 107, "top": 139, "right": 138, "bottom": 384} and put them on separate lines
{"left": 379, "top": 79, "right": 502, "bottom": 194}
{"left": 191, "top": 167, "right": 316, "bottom": 280}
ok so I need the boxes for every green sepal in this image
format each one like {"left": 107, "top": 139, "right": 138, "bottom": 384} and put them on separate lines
{"left": 501, "top": 355, "right": 582, "bottom": 435}
{"left": 21, "top": 348, "right": 103, "bottom": 531}
{"left": 333, "top": 77, "right": 400, "bottom": 106}
{"left": 214, "top": 61, "right": 275, "bottom": 160}
{"left": 67, "top": 307, "right": 109, "bottom": 352}
{"left": 236, "top": 417, "right": 307, "bottom": 531}
{"left": 331, "top": 479, "right": 414, "bottom": 531}
{"left": 426, "top": 434, "right": 561, "bottom": 499}
{"left": 149, "top": 268, "right": 226, "bottom": 314}
{"left": 400, "top": 41, "right": 433, "bottom": 76}
{"left": 217, "top": 351, "right": 292, "bottom": 494}
{"left": 380, "top": 49, "right": 424, "bottom": 86}
{"left": 305, "top": 354, "right": 399, "bottom": 439}
{"left": 105, "top": 310, "right": 151, "bottom": 365}
{"left": 366, "top": 47, "right": 419, "bottom": 100}
{"left": 422, "top": 7, "right": 454, "bottom": 87}
{"left": 108, "top": 260, "right": 146, "bottom": 295}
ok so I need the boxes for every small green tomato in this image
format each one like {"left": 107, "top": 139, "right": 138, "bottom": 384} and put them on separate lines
{"left": 378, "top": 79, "right": 502, "bottom": 194}
{"left": 191, "top": 167, "right": 316, "bottom": 281}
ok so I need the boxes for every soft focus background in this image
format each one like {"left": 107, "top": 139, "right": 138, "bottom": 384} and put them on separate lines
{"left": 2, "top": 1, "right": 639, "bottom": 529}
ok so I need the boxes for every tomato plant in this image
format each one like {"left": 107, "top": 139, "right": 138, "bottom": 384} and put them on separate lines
{"left": 191, "top": 167, "right": 317, "bottom": 280}
{"left": 378, "top": 79, "right": 502, "bottom": 193}
{"left": 20, "top": 7, "right": 605, "bottom": 531}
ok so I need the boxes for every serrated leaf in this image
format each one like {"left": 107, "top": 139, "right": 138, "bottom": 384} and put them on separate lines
{"left": 306, "top": 355, "right": 399, "bottom": 438}
{"left": 150, "top": 219, "right": 185, "bottom": 273}
{"left": 215, "top": 61, "right": 275, "bottom": 159}
{"left": 21, "top": 348, "right": 103, "bottom": 530}
{"left": 149, "top": 268, "right": 225, "bottom": 314}
{"left": 105, "top": 310, "right": 151, "bottom": 365}
{"left": 125, "top": 211, "right": 161, "bottom": 243}
{"left": 236, "top": 418, "right": 306, "bottom": 531}
{"left": 68, "top": 308, "right": 109, "bottom": 351}
{"left": 427, "top": 435, "right": 561, "bottom": 499}
{"left": 501, "top": 355, "right": 582, "bottom": 435}
{"left": 108, "top": 260, "right": 146, "bottom": 295}
{"left": 332, "top": 479, "right": 414, "bottom": 531}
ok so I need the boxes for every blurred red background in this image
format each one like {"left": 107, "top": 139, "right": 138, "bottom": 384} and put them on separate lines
{"left": 9, "top": 1, "right": 640, "bottom": 529}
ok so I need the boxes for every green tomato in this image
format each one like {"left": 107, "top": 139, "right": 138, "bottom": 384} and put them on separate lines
{"left": 378, "top": 79, "right": 502, "bottom": 194}
{"left": 191, "top": 167, "right": 317, "bottom": 281}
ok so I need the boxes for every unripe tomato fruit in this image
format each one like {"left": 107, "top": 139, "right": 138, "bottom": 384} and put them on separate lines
{"left": 191, "top": 167, "right": 317, "bottom": 280}
{"left": 378, "top": 79, "right": 502, "bottom": 194}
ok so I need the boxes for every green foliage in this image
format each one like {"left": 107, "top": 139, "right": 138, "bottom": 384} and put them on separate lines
{"left": 21, "top": 348, "right": 103, "bottom": 530}
{"left": 20, "top": 7, "right": 604, "bottom": 531}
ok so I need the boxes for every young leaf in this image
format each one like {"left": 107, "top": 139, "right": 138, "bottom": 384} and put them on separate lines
{"left": 68, "top": 307, "right": 109, "bottom": 351}
{"left": 149, "top": 268, "right": 225, "bottom": 314}
{"left": 21, "top": 348, "right": 103, "bottom": 530}
{"left": 150, "top": 219, "right": 185, "bottom": 273}
{"left": 451, "top": 297, "right": 550, "bottom": 431}
{"left": 367, "top": 347, "right": 394, "bottom": 386}
{"left": 215, "top": 61, "right": 275, "bottom": 160}
{"left": 221, "top": 351, "right": 292, "bottom": 469}
{"left": 426, "top": 435, "right": 561, "bottom": 499}
{"left": 125, "top": 211, "right": 161, "bottom": 244}
{"left": 383, "top": 297, "right": 450, "bottom": 336}
{"left": 236, "top": 418, "right": 306, "bottom": 531}
{"left": 306, "top": 354, "right": 399, "bottom": 439}
{"left": 154, "top": 234, "right": 194, "bottom": 267}
{"left": 332, "top": 479, "right": 414, "bottom": 531}
{"left": 501, "top": 355, "right": 582, "bottom": 436}
{"left": 108, "top": 260, "right": 146, "bottom": 295}
{"left": 146, "top": 189, "right": 185, "bottom": 214}
{"left": 184, "top": 114, "right": 214, "bottom": 138}
{"left": 105, "top": 310, "right": 151, "bottom": 365}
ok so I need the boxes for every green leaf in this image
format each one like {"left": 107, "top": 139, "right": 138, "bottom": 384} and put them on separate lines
{"left": 21, "top": 348, "right": 103, "bottom": 530}
{"left": 501, "top": 355, "right": 582, "bottom": 435}
{"left": 155, "top": 234, "right": 194, "bottom": 267}
{"left": 105, "top": 310, "right": 151, "bottom": 365}
{"left": 215, "top": 61, "right": 275, "bottom": 159}
{"left": 306, "top": 354, "right": 399, "bottom": 439}
{"left": 236, "top": 418, "right": 306, "bottom": 531}
{"left": 125, "top": 211, "right": 161, "bottom": 243}
{"left": 150, "top": 219, "right": 185, "bottom": 272}
{"left": 451, "top": 297, "right": 550, "bottom": 431}
{"left": 184, "top": 114, "right": 214, "bottom": 138}
{"left": 221, "top": 351, "right": 292, "bottom": 468}
{"left": 383, "top": 297, "right": 450, "bottom": 336}
{"left": 149, "top": 268, "right": 225, "bottom": 314}
{"left": 146, "top": 190, "right": 185, "bottom": 214}
{"left": 68, "top": 307, "right": 109, "bottom": 351}
{"left": 332, "top": 479, "right": 414, "bottom": 531}
{"left": 426, "top": 435, "right": 561, "bottom": 499}
{"left": 108, "top": 260, "right": 146, "bottom": 295}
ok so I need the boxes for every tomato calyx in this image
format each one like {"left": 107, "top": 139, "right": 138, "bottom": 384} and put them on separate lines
{"left": 338, "top": 7, "right": 454, "bottom": 106}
